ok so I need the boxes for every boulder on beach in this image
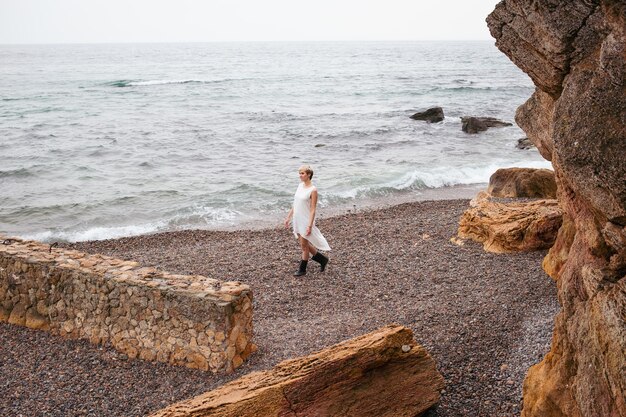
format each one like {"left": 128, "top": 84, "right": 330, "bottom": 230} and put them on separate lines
{"left": 461, "top": 116, "right": 512, "bottom": 134}
{"left": 488, "top": 168, "right": 557, "bottom": 199}
{"left": 149, "top": 325, "right": 444, "bottom": 417}
{"left": 458, "top": 191, "right": 563, "bottom": 253}
{"left": 410, "top": 107, "right": 445, "bottom": 123}
{"left": 516, "top": 137, "right": 535, "bottom": 150}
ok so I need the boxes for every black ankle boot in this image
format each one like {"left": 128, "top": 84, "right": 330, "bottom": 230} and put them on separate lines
{"left": 311, "top": 252, "right": 329, "bottom": 272}
{"left": 293, "top": 260, "right": 307, "bottom": 276}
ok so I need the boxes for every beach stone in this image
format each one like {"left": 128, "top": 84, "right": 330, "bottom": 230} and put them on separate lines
{"left": 410, "top": 106, "right": 444, "bottom": 123}
{"left": 25, "top": 308, "right": 48, "bottom": 330}
{"left": 458, "top": 191, "right": 562, "bottom": 253}
{"left": 188, "top": 353, "right": 209, "bottom": 371}
{"left": 488, "top": 1, "right": 626, "bottom": 416}
{"left": 487, "top": 168, "right": 557, "bottom": 199}
{"left": 149, "top": 325, "right": 444, "bottom": 417}
{"left": 0, "top": 307, "right": 10, "bottom": 321}
{"left": 231, "top": 355, "right": 244, "bottom": 369}
{"left": 460, "top": 116, "right": 512, "bottom": 134}
{"left": 8, "top": 303, "right": 27, "bottom": 326}
{"left": 62, "top": 320, "right": 75, "bottom": 334}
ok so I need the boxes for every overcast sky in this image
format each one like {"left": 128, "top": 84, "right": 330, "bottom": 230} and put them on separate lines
{"left": 1, "top": 0, "right": 502, "bottom": 44}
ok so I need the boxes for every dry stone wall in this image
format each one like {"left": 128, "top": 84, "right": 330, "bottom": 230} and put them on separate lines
{"left": 0, "top": 234, "right": 255, "bottom": 373}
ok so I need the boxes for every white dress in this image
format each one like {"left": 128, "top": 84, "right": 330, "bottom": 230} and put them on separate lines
{"left": 292, "top": 183, "right": 331, "bottom": 251}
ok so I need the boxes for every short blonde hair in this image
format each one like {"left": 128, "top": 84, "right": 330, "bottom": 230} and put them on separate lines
{"left": 299, "top": 165, "right": 314, "bottom": 180}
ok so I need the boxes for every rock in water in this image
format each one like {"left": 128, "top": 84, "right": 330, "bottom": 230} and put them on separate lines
{"left": 458, "top": 191, "right": 563, "bottom": 253}
{"left": 516, "top": 137, "right": 535, "bottom": 150}
{"left": 149, "top": 325, "right": 444, "bottom": 417}
{"left": 460, "top": 116, "right": 512, "bottom": 133}
{"left": 410, "top": 107, "right": 445, "bottom": 123}
{"left": 488, "top": 1, "right": 626, "bottom": 416}
{"left": 488, "top": 168, "right": 557, "bottom": 199}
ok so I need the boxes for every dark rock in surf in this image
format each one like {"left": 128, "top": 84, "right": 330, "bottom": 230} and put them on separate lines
{"left": 516, "top": 137, "right": 535, "bottom": 150}
{"left": 461, "top": 116, "right": 512, "bottom": 134}
{"left": 410, "top": 107, "right": 444, "bottom": 123}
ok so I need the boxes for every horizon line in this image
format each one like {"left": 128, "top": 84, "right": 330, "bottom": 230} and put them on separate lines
{"left": 0, "top": 39, "right": 495, "bottom": 46}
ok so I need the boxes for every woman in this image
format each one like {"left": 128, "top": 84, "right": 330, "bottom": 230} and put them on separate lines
{"left": 284, "top": 165, "right": 330, "bottom": 276}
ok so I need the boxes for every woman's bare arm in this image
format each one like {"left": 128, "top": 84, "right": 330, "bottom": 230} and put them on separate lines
{"left": 284, "top": 207, "right": 294, "bottom": 228}
{"left": 307, "top": 190, "right": 318, "bottom": 235}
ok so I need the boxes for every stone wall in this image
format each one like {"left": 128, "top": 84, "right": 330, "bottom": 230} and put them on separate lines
{"left": 0, "top": 234, "right": 255, "bottom": 373}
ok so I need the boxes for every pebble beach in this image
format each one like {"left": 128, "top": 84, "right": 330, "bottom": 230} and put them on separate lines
{"left": 0, "top": 198, "right": 559, "bottom": 416}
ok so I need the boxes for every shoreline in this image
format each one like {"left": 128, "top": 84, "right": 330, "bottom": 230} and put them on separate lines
{"left": 1, "top": 198, "right": 558, "bottom": 416}
{"left": 8, "top": 183, "right": 488, "bottom": 243}
{"left": 230, "top": 183, "right": 487, "bottom": 233}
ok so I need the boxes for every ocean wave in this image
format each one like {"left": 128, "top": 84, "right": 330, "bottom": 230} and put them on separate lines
{"left": 5, "top": 195, "right": 142, "bottom": 221}
{"left": 325, "top": 160, "right": 553, "bottom": 201}
{"left": 20, "top": 222, "right": 167, "bottom": 243}
{"left": 19, "top": 205, "right": 247, "bottom": 243}
{"left": 0, "top": 167, "right": 35, "bottom": 179}
{"left": 13, "top": 204, "right": 235, "bottom": 243}
{"left": 437, "top": 86, "right": 496, "bottom": 92}
{"left": 164, "top": 206, "right": 243, "bottom": 229}
{"left": 429, "top": 85, "right": 532, "bottom": 93}
{"left": 221, "top": 183, "right": 291, "bottom": 199}
{"left": 105, "top": 78, "right": 251, "bottom": 87}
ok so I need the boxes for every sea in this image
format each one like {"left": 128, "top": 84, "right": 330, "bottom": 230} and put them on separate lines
{"left": 0, "top": 41, "right": 550, "bottom": 243}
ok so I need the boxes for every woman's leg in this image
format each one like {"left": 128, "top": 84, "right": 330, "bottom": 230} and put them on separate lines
{"left": 294, "top": 235, "right": 309, "bottom": 276}
{"left": 298, "top": 236, "right": 310, "bottom": 260}
{"left": 309, "top": 241, "right": 328, "bottom": 272}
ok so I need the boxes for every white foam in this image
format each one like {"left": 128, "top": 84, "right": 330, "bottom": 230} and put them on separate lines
{"left": 167, "top": 206, "right": 243, "bottom": 226}
{"left": 328, "top": 159, "right": 553, "bottom": 201}
{"left": 19, "top": 206, "right": 244, "bottom": 243}
{"left": 21, "top": 222, "right": 166, "bottom": 243}
{"left": 393, "top": 160, "right": 553, "bottom": 189}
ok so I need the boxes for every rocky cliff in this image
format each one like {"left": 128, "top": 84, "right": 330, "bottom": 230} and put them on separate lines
{"left": 487, "top": 1, "right": 625, "bottom": 416}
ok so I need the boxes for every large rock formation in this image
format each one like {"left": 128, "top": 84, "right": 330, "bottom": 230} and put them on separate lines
{"left": 458, "top": 191, "right": 563, "bottom": 253}
{"left": 150, "top": 325, "right": 444, "bottom": 417}
{"left": 488, "top": 168, "right": 557, "bottom": 199}
{"left": 487, "top": 1, "right": 626, "bottom": 416}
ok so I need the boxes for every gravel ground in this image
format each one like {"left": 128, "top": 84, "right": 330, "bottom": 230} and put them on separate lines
{"left": 0, "top": 199, "right": 559, "bottom": 416}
